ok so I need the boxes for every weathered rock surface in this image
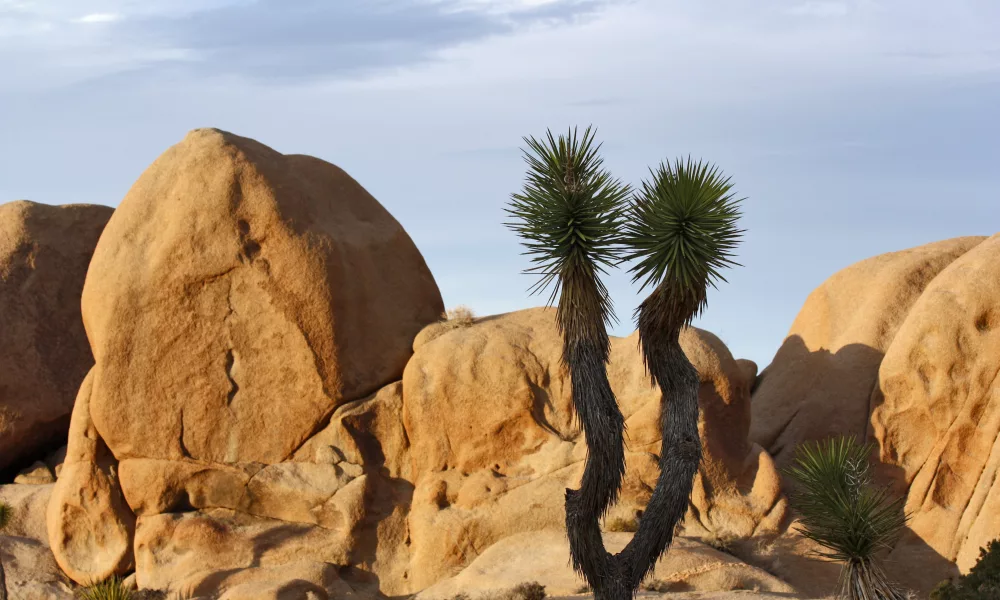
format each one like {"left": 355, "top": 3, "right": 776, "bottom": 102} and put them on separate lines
{"left": 0, "top": 536, "right": 75, "bottom": 600}
{"left": 0, "top": 484, "right": 75, "bottom": 599}
{"left": 871, "top": 233, "right": 1000, "bottom": 592}
{"left": 415, "top": 531, "right": 796, "bottom": 598}
{"left": 81, "top": 127, "right": 443, "bottom": 465}
{"left": 46, "top": 370, "right": 135, "bottom": 585}
{"left": 750, "top": 236, "right": 986, "bottom": 466}
{"left": 0, "top": 200, "right": 113, "bottom": 472}
{"left": 14, "top": 461, "right": 55, "bottom": 485}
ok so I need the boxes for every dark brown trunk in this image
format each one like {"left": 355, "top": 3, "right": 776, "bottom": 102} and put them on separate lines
{"left": 562, "top": 280, "right": 704, "bottom": 600}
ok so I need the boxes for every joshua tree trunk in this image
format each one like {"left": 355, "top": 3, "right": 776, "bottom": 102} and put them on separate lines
{"left": 563, "top": 335, "right": 627, "bottom": 594}
{"left": 565, "top": 282, "right": 704, "bottom": 600}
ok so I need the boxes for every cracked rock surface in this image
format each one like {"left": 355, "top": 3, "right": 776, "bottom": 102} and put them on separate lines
{"left": 80, "top": 127, "right": 444, "bottom": 466}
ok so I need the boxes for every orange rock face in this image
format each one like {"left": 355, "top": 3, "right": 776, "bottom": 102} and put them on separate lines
{"left": 746, "top": 234, "right": 1000, "bottom": 593}
{"left": 81, "top": 128, "right": 444, "bottom": 465}
{"left": 0, "top": 200, "right": 112, "bottom": 471}
{"left": 750, "top": 236, "right": 986, "bottom": 466}
{"left": 872, "top": 233, "right": 1000, "bottom": 590}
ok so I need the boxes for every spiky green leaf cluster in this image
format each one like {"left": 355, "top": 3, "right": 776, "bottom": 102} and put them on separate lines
{"left": 785, "top": 436, "right": 908, "bottom": 564}
{"left": 622, "top": 157, "right": 744, "bottom": 296}
{"left": 505, "top": 126, "right": 631, "bottom": 327}
{"left": 0, "top": 501, "right": 11, "bottom": 531}
{"left": 79, "top": 576, "right": 133, "bottom": 600}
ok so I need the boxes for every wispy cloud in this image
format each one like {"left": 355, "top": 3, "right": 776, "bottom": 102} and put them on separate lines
{"left": 75, "top": 12, "right": 122, "bottom": 24}
{"left": 0, "top": 0, "right": 615, "bottom": 91}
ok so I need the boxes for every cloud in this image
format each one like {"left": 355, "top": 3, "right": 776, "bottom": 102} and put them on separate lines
{"left": 75, "top": 12, "right": 121, "bottom": 23}
{"left": 0, "top": 0, "right": 615, "bottom": 91}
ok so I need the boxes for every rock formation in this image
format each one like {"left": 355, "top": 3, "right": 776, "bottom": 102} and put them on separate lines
{"left": 0, "top": 200, "right": 113, "bottom": 472}
{"left": 749, "top": 234, "right": 1000, "bottom": 594}
{"left": 750, "top": 236, "right": 986, "bottom": 467}
{"left": 47, "top": 128, "right": 445, "bottom": 595}
{"left": 872, "top": 233, "right": 1000, "bottom": 591}
{"left": 21, "top": 127, "right": 998, "bottom": 599}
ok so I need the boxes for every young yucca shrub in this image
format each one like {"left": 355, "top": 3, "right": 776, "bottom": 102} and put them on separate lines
{"left": 78, "top": 576, "right": 132, "bottom": 600}
{"left": 785, "top": 436, "right": 909, "bottom": 600}
{"left": 930, "top": 539, "right": 1000, "bottom": 599}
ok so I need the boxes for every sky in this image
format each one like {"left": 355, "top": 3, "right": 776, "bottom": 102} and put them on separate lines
{"left": 1, "top": 0, "right": 998, "bottom": 369}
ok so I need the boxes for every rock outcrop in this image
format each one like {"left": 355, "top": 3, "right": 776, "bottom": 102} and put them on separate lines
{"left": 750, "top": 236, "right": 986, "bottom": 466}
{"left": 745, "top": 234, "right": 1000, "bottom": 593}
{"left": 0, "top": 200, "right": 113, "bottom": 472}
{"left": 48, "top": 128, "right": 444, "bottom": 591}
{"left": 871, "top": 233, "right": 1000, "bottom": 591}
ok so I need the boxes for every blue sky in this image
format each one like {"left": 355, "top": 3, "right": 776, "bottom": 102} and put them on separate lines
{"left": 1, "top": 0, "right": 998, "bottom": 369}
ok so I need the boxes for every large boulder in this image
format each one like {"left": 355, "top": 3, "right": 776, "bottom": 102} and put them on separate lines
{"left": 871, "top": 233, "right": 1000, "bottom": 592}
{"left": 48, "top": 128, "right": 443, "bottom": 589}
{"left": 0, "top": 200, "right": 113, "bottom": 472}
{"left": 750, "top": 236, "right": 986, "bottom": 466}
{"left": 81, "top": 127, "right": 443, "bottom": 465}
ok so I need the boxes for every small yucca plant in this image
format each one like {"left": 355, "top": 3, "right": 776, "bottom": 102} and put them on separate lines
{"left": 79, "top": 576, "right": 132, "bottom": 600}
{"left": 785, "top": 436, "right": 909, "bottom": 600}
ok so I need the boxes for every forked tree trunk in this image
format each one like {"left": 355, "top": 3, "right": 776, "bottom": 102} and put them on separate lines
{"left": 564, "top": 282, "right": 704, "bottom": 600}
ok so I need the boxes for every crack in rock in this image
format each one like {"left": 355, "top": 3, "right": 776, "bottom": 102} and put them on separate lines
{"left": 225, "top": 349, "right": 239, "bottom": 407}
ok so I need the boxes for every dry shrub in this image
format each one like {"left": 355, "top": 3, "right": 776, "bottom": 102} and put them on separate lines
{"left": 444, "top": 305, "right": 476, "bottom": 326}
{"left": 453, "top": 582, "right": 546, "bottom": 600}
{"left": 604, "top": 515, "right": 639, "bottom": 533}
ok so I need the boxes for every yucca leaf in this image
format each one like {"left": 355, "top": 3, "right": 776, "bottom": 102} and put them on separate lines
{"left": 622, "top": 156, "right": 745, "bottom": 323}
{"left": 505, "top": 126, "right": 631, "bottom": 337}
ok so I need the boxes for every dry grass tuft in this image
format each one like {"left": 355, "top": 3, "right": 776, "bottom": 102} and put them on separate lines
{"left": 444, "top": 305, "right": 476, "bottom": 326}
{"left": 603, "top": 515, "right": 639, "bottom": 533}
{"left": 450, "top": 581, "right": 546, "bottom": 600}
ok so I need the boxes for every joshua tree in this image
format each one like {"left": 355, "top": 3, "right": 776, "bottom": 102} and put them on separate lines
{"left": 611, "top": 157, "right": 744, "bottom": 594}
{"left": 507, "top": 129, "right": 744, "bottom": 600}
{"left": 505, "top": 126, "right": 631, "bottom": 598}
{"left": 786, "top": 436, "right": 909, "bottom": 600}
{"left": 0, "top": 500, "right": 11, "bottom": 600}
